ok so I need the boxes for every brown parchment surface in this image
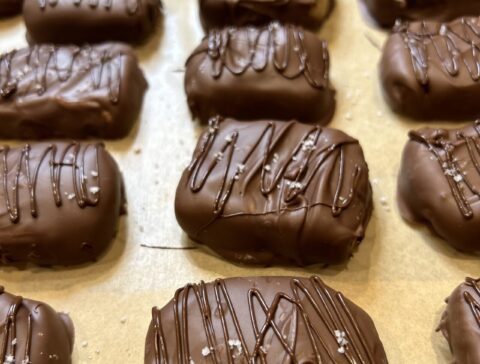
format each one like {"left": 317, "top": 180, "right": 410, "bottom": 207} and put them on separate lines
{"left": 0, "top": 0, "right": 478, "bottom": 363}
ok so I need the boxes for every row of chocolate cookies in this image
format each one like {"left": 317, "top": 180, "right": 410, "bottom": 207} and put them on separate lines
{"left": 361, "top": 3, "right": 480, "bottom": 363}
{"left": 0, "top": 48, "right": 141, "bottom": 265}
{"left": 4, "top": 274, "right": 477, "bottom": 364}
{"left": 141, "top": 2, "right": 392, "bottom": 363}
{"left": 177, "top": 1, "right": 377, "bottom": 267}
{"left": 0, "top": 1, "right": 165, "bottom": 361}
{"left": 0, "top": 1, "right": 162, "bottom": 264}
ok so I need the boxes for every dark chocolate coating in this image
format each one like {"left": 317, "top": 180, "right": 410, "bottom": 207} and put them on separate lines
{"left": 361, "top": 0, "right": 480, "bottom": 28}
{"left": 199, "top": 0, "right": 334, "bottom": 31}
{"left": 144, "top": 276, "right": 389, "bottom": 364}
{"left": 0, "top": 43, "right": 147, "bottom": 139}
{"left": 0, "top": 286, "right": 74, "bottom": 364}
{"left": 380, "top": 17, "right": 480, "bottom": 121}
{"left": 0, "top": 142, "right": 125, "bottom": 266}
{"left": 398, "top": 122, "right": 480, "bottom": 253}
{"left": 185, "top": 23, "right": 335, "bottom": 125}
{"left": 438, "top": 277, "right": 480, "bottom": 364}
{"left": 23, "top": 0, "right": 162, "bottom": 45}
{"left": 0, "top": 0, "right": 22, "bottom": 16}
{"left": 175, "top": 117, "right": 373, "bottom": 266}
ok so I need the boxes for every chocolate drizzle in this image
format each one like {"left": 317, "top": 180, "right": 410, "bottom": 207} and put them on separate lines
{"left": 464, "top": 277, "right": 480, "bottom": 327}
{"left": 0, "top": 45, "right": 123, "bottom": 103}
{"left": 37, "top": 0, "right": 140, "bottom": 14}
{"left": 150, "top": 276, "right": 379, "bottom": 364}
{"left": 0, "top": 287, "right": 33, "bottom": 364}
{"left": 187, "top": 117, "right": 360, "bottom": 230}
{"left": 409, "top": 122, "right": 480, "bottom": 219}
{"left": 0, "top": 143, "right": 101, "bottom": 223}
{"left": 396, "top": 17, "right": 480, "bottom": 86}
{"left": 192, "top": 23, "right": 329, "bottom": 89}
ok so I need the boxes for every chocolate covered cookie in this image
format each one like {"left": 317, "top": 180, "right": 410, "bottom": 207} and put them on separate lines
{"left": 398, "top": 122, "right": 480, "bottom": 253}
{"left": 438, "top": 277, "right": 480, "bottom": 364}
{"left": 175, "top": 117, "right": 373, "bottom": 266}
{"left": 185, "top": 23, "right": 335, "bottom": 125}
{"left": 0, "top": 142, "right": 125, "bottom": 266}
{"left": 380, "top": 17, "right": 480, "bottom": 121}
{"left": 23, "top": 0, "right": 162, "bottom": 44}
{"left": 145, "top": 276, "right": 389, "bottom": 364}
{"left": 0, "top": 287, "right": 74, "bottom": 364}
{"left": 361, "top": 0, "right": 480, "bottom": 28}
{"left": 0, "top": 43, "right": 147, "bottom": 139}
{"left": 199, "top": 0, "right": 333, "bottom": 30}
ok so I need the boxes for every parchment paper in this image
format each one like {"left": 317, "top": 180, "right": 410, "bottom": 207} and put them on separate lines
{"left": 0, "top": 1, "right": 478, "bottom": 363}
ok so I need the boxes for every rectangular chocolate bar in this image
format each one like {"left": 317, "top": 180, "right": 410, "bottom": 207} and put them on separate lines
{"left": 199, "top": 0, "right": 333, "bottom": 30}
{"left": 361, "top": 0, "right": 480, "bottom": 28}
{"left": 23, "top": 0, "right": 162, "bottom": 44}
{"left": 0, "top": 142, "right": 125, "bottom": 266}
{"left": 175, "top": 117, "right": 373, "bottom": 266}
{"left": 0, "top": 43, "right": 147, "bottom": 139}
{"left": 380, "top": 17, "right": 480, "bottom": 120}
{"left": 185, "top": 23, "right": 335, "bottom": 125}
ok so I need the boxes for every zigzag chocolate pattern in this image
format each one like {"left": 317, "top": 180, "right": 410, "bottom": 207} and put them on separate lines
{"left": 0, "top": 45, "right": 123, "bottom": 103}
{"left": 190, "top": 23, "right": 329, "bottom": 89}
{"left": 395, "top": 17, "right": 480, "bottom": 86}
{"left": 151, "top": 276, "right": 377, "bottom": 364}
{"left": 0, "top": 143, "right": 101, "bottom": 223}
{"left": 409, "top": 121, "right": 480, "bottom": 219}
{"left": 0, "top": 287, "right": 33, "bottom": 364}
{"left": 187, "top": 117, "right": 361, "bottom": 231}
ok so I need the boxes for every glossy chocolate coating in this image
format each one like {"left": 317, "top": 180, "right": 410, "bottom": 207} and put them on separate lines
{"left": 0, "top": 142, "right": 125, "bottom": 266}
{"left": 199, "top": 0, "right": 333, "bottom": 31}
{"left": 0, "top": 43, "right": 147, "bottom": 139}
{"left": 398, "top": 122, "right": 480, "bottom": 253}
{"left": 185, "top": 23, "right": 335, "bottom": 125}
{"left": 0, "top": 286, "right": 74, "bottom": 364}
{"left": 438, "top": 277, "right": 480, "bottom": 364}
{"left": 23, "top": 0, "right": 162, "bottom": 45}
{"left": 380, "top": 17, "right": 480, "bottom": 121}
{"left": 0, "top": 0, "right": 22, "bottom": 16}
{"left": 361, "top": 0, "right": 480, "bottom": 28}
{"left": 144, "top": 276, "right": 389, "bottom": 364}
{"left": 175, "top": 117, "right": 373, "bottom": 266}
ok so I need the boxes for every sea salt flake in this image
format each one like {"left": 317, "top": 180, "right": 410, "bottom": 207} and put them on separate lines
{"left": 454, "top": 174, "right": 463, "bottom": 182}
{"left": 201, "top": 347, "right": 211, "bottom": 357}
{"left": 89, "top": 186, "right": 100, "bottom": 194}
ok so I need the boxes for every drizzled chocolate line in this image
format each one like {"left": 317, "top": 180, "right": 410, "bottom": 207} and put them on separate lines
{"left": 396, "top": 18, "right": 480, "bottom": 86}
{"left": 0, "top": 143, "right": 101, "bottom": 223}
{"left": 0, "top": 287, "right": 33, "bottom": 364}
{"left": 409, "top": 122, "right": 480, "bottom": 219}
{"left": 0, "top": 45, "right": 123, "bottom": 103}
{"left": 190, "top": 23, "right": 329, "bottom": 89}
{"left": 464, "top": 277, "right": 480, "bottom": 327}
{"left": 151, "top": 276, "right": 375, "bottom": 364}
{"left": 187, "top": 117, "right": 361, "bottom": 225}
{"left": 37, "top": 0, "right": 140, "bottom": 13}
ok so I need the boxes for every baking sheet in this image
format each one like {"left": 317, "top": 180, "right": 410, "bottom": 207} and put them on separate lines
{"left": 0, "top": 0, "right": 479, "bottom": 363}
